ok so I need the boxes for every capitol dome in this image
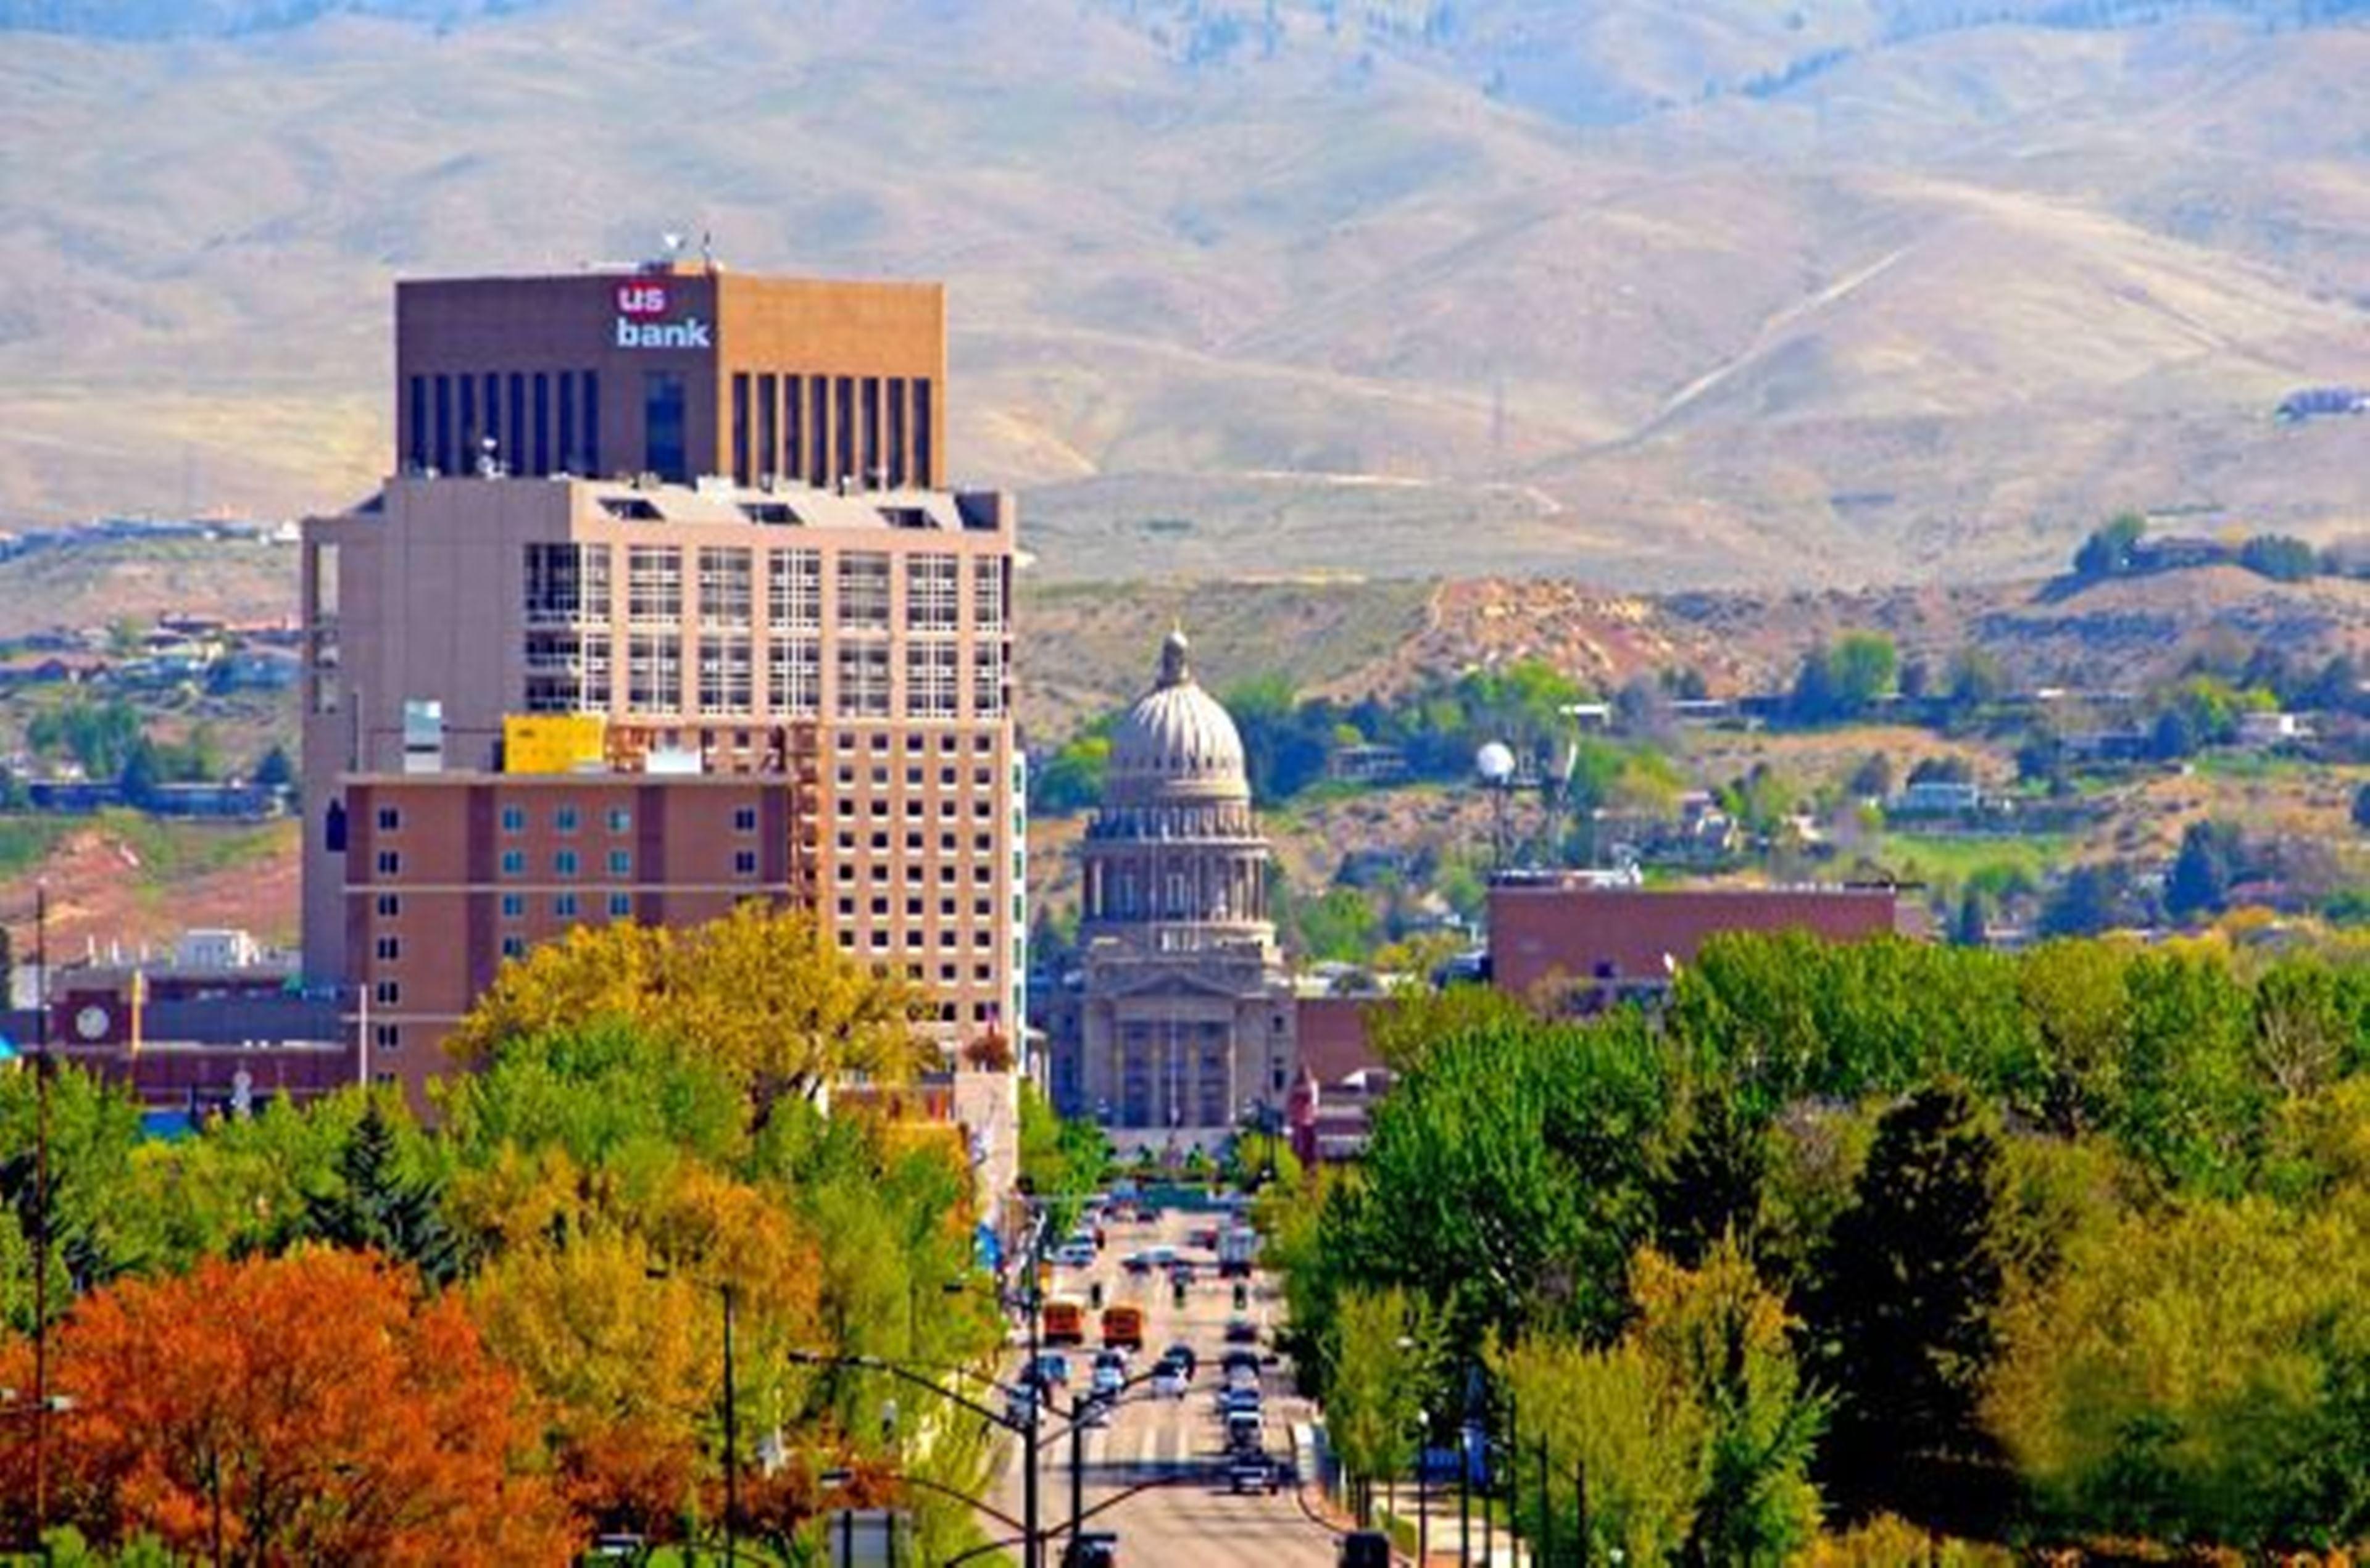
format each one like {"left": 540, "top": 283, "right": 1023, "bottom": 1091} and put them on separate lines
{"left": 1106, "top": 629, "right": 1247, "bottom": 803}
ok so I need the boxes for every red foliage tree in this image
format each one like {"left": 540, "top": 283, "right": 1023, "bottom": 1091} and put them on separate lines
{"left": 0, "top": 1248, "right": 579, "bottom": 1564}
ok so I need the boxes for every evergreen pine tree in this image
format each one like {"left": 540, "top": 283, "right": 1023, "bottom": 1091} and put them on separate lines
{"left": 1804, "top": 1082, "right": 2012, "bottom": 1530}
{"left": 306, "top": 1100, "right": 460, "bottom": 1285}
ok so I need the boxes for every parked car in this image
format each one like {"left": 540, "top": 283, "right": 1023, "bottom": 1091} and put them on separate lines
{"left": 1152, "top": 1367, "right": 1187, "bottom": 1400}
{"left": 1339, "top": 1530, "right": 1391, "bottom": 1568}
{"left": 1064, "top": 1530, "right": 1120, "bottom": 1567}
{"left": 1033, "top": 1353, "right": 1071, "bottom": 1386}
{"left": 1223, "top": 1317, "right": 1259, "bottom": 1345}
{"left": 1163, "top": 1343, "right": 1199, "bottom": 1379}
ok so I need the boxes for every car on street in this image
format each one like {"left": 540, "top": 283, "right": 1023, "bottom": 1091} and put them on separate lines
{"left": 1033, "top": 1353, "right": 1071, "bottom": 1386}
{"left": 1055, "top": 1241, "right": 1096, "bottom": 1268}
{"left": 1006, "top": 1386, "right": 1039, "bottom": 1427}
{"left": 1219, "top": 1387, "right": 1262, "bottom": 1416}
{"left": 1064, "top": 1531, "right": 1120, "bottom": 1567}
{"left": 1152, "top": 1366, "right": 1187, "bottom": 1400}
{"left": 1219, "top": 1348, "right": 1260, "bottom": 1375}
{"left": 1223, "top": 1317, "right": 1259, "bottom": 1344}
{"left": 1091, "top": 1364, "right": 1123, "bottom": 1397}
{"left": 1166, "top": 1259, "right": 1197, "bottom": 1285}
{"left": 1188, "top": 1225, "right": 1221, "bottom": 1250}
{"left": 1228, "top": 1454, "right": 1281, "bottom": 1495}
{"left": 1162, "top": 1343, "right": 1198, "bottom": 1379}
{"left": 1338, "top": 1530, "right": 1391, "bottom": 1567}
{"left": 1224, "top": 1411, "right": 1263, "bottom": 1452}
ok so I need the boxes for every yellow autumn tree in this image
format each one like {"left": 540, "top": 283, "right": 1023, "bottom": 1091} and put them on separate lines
{"left": 447, "top": 903, "right": 926, "bottom": 1118}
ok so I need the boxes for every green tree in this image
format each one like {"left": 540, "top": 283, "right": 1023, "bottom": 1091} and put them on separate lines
{"left": 2072, "top": 512, "right": 2145, "bottom": 578}
{"left": 2238, "top": 533, "right": 2318, "bottom": 582}
{"left": 1316, "top": 1008, "right": 1672, "bottom": 1349}
{"left": 302, "top": 1097, "right": 461, "bottom": 1285}
{"left": 1653, "top": 1087, "right": 1771, "bottom": 1269}
{"left": 2166, "top": 819, "right": 2238, "bottom": 922}
{"left": 1322, "top": 1286, "right": 1442, "bottom": 1525}
{"left": 1986, "top": 1192, "right": 2370, "bottom": 1545}
{"left": 1805, "top": 1082, "right": 2013, "bottom": 1529}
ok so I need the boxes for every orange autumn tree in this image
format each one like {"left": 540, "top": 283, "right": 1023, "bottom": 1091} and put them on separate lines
{"left": 0, "top": 1248, "right": 578, "bottom": 1565}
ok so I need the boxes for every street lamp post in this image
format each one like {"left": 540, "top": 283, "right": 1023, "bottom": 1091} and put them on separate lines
{"left": 1417, "top": 1408, "right": 1430, "bottom": 1566}
{"left": 721, "top": 1282, "right": 739, "bottom": 1566}
{"left": 30, "top": 882, "right": 51, "bottom": 1549}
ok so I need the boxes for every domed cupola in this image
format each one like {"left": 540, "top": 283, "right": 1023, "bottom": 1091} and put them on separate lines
{"left": 1106, "top": 629, "right": 1248, "bottom": 806}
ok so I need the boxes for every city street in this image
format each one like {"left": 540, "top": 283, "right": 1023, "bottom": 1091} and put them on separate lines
{"left": 984, "top": 1202, "right": 1342, "bottom": 1567}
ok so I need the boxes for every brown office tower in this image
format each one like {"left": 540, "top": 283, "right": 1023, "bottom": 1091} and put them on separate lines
{"left": 304, "top": 262, "right": 1022, "bottom": 1111}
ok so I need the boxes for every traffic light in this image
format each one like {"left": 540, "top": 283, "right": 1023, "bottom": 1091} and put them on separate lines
{"left": 1089, "top": 1280, "right": 1105, "bottom": 1311}
{"left": 1173, "top": 1279, "right": 1188, "bottom": 1309}
{"left": 1232, "top": 1282, "right": 1249, "bottom": 1311}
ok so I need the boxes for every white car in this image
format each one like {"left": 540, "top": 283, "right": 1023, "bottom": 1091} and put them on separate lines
{"left": 1091, "top": 1364, "right": 1124, "bottom": 1396}
{"left": 1055, "top": 1242, "right": 1096, "bottom": 1269}
{"left": 1152, "top": 1368, "right": 1187, "bottom": 1400}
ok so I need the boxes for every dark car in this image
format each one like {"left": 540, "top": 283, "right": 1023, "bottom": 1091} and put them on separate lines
{"left": 1339, "top": 1530, "right": 1391, "bottom": 1568}
{"left": 1164, "top": 1342, "right": 1199, "bottom": 1379}
{"left": 1064, "top": 1532, "right": 1120, "bottom": 1568}
{"left": 1223, "top": 1317, "right": 1259, "bottom": 1345}
{"left": 1220, "top": 1347, "right": 1260, "bottom": 1375}
{"left": 1228, "top": 1454, "right": 1281, "bottom": 1495}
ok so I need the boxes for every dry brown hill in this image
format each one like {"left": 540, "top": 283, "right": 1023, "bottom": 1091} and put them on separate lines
{"left": 1, "top": 0, "right": 2365, "bottom": 585}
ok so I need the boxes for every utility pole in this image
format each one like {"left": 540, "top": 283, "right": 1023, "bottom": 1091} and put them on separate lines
{"left": 1069, "top": 1388, "right": 1086, "bottom": 1553}
{"left": 33, "top": 881, "right": 50, "bottom": 1548}
{"left": 722, "top": 1282, "right": 738, "bottom": 1566}
{"left": 1021, "top": 1209, "right": 1044, "bottom": 1568}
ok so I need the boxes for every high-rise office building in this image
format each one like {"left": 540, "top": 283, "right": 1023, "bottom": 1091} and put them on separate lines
{"left": 303, "top": 261, "right": 1021, "bottom": 1110}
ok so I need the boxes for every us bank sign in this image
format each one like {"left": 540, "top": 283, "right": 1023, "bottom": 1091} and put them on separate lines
{"left": 613, "top": 280, "right": 711, "bottom": 349}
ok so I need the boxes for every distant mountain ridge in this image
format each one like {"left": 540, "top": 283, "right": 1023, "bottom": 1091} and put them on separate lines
{"left": 0, "top": 0, "right": 541, "bottom": 38}
{"left": 0, "top": 0, "right": 2363, "bottom": 586}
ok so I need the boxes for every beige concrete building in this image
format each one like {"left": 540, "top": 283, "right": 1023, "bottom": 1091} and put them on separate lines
{"left": 1042, "top": 632, "right": 1294, "bottom": 1137}
{"left": 304, "top": 267, "right": 1022, "bottom": 1110}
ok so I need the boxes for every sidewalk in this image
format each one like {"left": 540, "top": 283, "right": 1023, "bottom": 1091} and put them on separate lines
{"left": 1301, "top": 1421, "right": 1529, "bottom": 1567}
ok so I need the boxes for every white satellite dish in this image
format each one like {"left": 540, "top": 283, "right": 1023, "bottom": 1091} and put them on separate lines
{"left": 1476, "top": 741, "right": 1516, "bottom": 784}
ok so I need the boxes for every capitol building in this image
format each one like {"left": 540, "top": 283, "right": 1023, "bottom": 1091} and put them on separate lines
{"left": 1040, "top": 630, "right": 1297, "bottom": 1137}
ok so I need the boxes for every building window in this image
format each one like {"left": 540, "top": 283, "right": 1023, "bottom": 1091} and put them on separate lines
{"left": 375, "top": 805, "right": 401, "bottom": 833}
{"left": 609, "top": 892, "right": 633, "bottom": 918}
{"left": 375, "top": 849, "right": 401, "bottom": 876}
{"left": 375, "top": 934, "right": 399, "bottom": 961}
{"left": 554, "top": 892, "right": 578, "bottom": 919}
{"left": 501, "top": 892, "right": 524, "bottom": 919}
{"left": 555, "top": 848, "right": 579, "bottom": 879}
{"left": 767, "top": 547, "right": 821, "bottom": 631}
{"left": 373, "top": 979, "right": 400, "bottom": 1006}
{"left": 501, "top": 849, "right": 525, "bottom": 877}
{"left": 767, "top": 636, "right": 819, "bottom": 716}
{"left": 525, "top": 542, "right": 610, "bottom": 625}
{"left": 699, "top": 547, "right": 752, "bottom": 627}
{"left": 502, "top": 934, "right": 526, "bottom": 960}
{"left": 374, "top": 1023, "right": 400, "bottom": 1052}
{"left": 608, "top": 849, "right": 632, "bottom": 877}
{"left": 699, "top": 634, "right": 754, "bottom": 715}
{"left": 836, "top": 552, "right": 891, "bottom": 632}
{"left": 501, "top": 804, "right": 526, "bottom": 834}
{"left": 628, "top": 634, "right": 682, "bottom": 713}
{"left": 525, "top": 628, "right": 610, "bottom": 714}
{"left": 554, "top": 806, "right": 579, "bottom": 835}
{"left": 628, "top": 546, "right": 683, "bottom": 624}
{"left": 906, "top": 554, "right": 959, "bottom": 631}
{"left": 607, "top": 807, "right": 632, "bottom": 834}
{"left": 836, "top": 643, "right": 891, "bottom": 718}
{"left": 972, "top": 642, "right": 1008, "bottom": 718}
{"left": 973, "top": 557, "right": 1006, "bottom": 632}
{"left": 907, "top": 642, "right": 958, "bottom": 719}
{"left": 733, "top": 806, "right": 758, "bottom": 833}
{"left": 375, "top": 893, "right": 400, "bottom": 918}
{"left": 734, "top": 849, "right": 759, "bottom": 878}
